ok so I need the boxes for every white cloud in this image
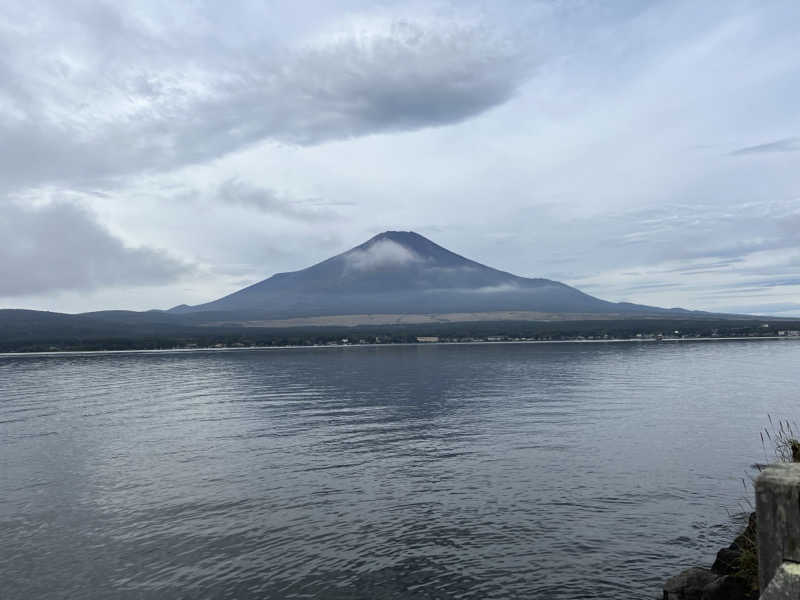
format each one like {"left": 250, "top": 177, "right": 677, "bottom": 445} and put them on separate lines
{"left": 345, "top": 239, "right": 423, "bottom": 271}
{"left": 471, "top": 283, "right": 520, "bottom": 293}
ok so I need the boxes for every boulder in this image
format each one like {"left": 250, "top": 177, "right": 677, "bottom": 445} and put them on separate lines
{"left": 711, "top": 546, "right": 741, "bottom": 575}
{"left": 663, "top": 568, "right": 718, "bottom": 600}
{"left": 701, "top": 574, "right": 752, "bottom": 600}
{"left": 664, "top": 512, "right": 759, "bottom": 599}
{"left": 731, "top": 512, "right": 757, "bottom": 552}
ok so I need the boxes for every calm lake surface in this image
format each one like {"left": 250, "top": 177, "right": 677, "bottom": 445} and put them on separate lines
{"left": 2, "top": 340, "right": 798, "bottom": 599}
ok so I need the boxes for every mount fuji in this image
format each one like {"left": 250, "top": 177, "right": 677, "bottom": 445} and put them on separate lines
{"left": 169, "top": 231, "right": 682, "bottom": 322}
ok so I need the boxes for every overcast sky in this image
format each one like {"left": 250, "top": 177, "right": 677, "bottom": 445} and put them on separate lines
{"left": 1, "top": 0, "right": 799, "bottom": 316}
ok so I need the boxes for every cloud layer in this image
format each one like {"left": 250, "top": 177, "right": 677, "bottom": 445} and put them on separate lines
{"left": 1, "top": 0, "right": 799, "bottom": 315}
{"left": 731, "top": 137, "right": 800, "bottom": 156}
{"left": 217, "top": 179, "right": 339, "bottom": 222}
{"left": 0, "top": 201, "right": 190, "bottom": 296}
{"left": 0, "top": 4, "right": 530, "bottom": 190}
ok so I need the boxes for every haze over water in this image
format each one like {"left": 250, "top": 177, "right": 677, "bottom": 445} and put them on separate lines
{"left": 2, "top": 340, "right": 798, "bottom": 599}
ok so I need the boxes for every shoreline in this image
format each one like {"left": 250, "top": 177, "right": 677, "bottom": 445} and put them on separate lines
{"left": 1, "top": 335, "right": 798, "bottom": 358}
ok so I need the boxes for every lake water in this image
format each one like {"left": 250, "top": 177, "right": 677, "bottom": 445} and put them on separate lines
{"left": 1, "top": 340, "right": 798, "bottom": 599}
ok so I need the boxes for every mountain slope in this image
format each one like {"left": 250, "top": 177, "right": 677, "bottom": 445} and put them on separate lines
{"left": 174, "top": 231, "right": 673, "bottom": 319}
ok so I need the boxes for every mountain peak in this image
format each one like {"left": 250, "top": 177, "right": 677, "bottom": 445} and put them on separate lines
{"left": 371, "top": 230, "right": 420, "bottom": 240}
{"left": 361, "top": 230, "right": 433, "bottom": 251}
{"left": 351, "top": 230, "right": 470, "bottom": 268}
{"left": 177, "top": 230, "right": 662, "bottom": 318}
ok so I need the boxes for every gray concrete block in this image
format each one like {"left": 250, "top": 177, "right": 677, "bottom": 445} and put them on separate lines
{"left": 759, "top": 562, "right": 800, "bottom": 599}
{"left": 756, "top": 463, "right": 800, "bottom": 592}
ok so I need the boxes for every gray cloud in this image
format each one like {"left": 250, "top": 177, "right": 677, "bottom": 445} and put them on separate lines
{"left": 497, "top": 200, "right": 800, "bottom": 285}
{"left": 0, "top": 200, "right": 191, "bottom": 296}
{"left": 665, "top": 258, "right": 744, "bottom": 274}
{"left": 730, "top": 137, "right": 800, "bottom": 155}
{"left": 595, "top": 202, "right": 800, "bottom": 266}
{"left": 0, "top": 4, "right": 531, "bottom": 191}
{"left": 619, "top": 281, "right": 677, "bottom": 291}
{"left": 715, "top": 302, "right": 800, "bottom": 316}
{"left": 725, "top": 277, "right": 800, "bottom": 289}
{"left": 2, "top": 0, "right": 799, "bottom": 315}
{"left": 217, "top": 179, "right": 339, "bottom": 222}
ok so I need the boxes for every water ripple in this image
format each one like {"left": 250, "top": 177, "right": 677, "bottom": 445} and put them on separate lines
{"left": 1, "top": 341, "right": 797, "bottom": 598}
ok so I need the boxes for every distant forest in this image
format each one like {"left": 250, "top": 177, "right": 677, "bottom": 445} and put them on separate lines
{"left": 2, "top": 316, "right": 799, "bottom": 353}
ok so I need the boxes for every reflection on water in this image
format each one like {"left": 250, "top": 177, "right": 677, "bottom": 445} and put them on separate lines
{"left": 1, "top": 341, "right": 797, "bottom": 598}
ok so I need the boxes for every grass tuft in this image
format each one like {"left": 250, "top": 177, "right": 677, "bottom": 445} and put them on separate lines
{"left": 761, "top": 415, "right": 800, "bottom": 464}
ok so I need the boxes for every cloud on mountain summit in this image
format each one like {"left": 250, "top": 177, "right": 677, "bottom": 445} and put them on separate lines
{"left": 345, "top": 239, "right": 423, "bottom": 272}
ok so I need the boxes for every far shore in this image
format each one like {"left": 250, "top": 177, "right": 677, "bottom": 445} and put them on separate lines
{"left": 2, "top": 334, "right": 798, "bottom": 358}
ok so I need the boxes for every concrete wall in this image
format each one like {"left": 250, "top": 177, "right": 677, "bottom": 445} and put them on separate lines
{"left": 756, "top": 463, "right": 800, "bottom": 599}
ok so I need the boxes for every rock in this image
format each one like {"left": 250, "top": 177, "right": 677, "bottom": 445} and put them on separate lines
{"left": 711, "top": 546, "right": 741, "bottom": 575}
{"left": 701, "top": 574, "right": 752, "bottom": 600}
{"left": 665, "top": 512, "right": 759, "bottom": 599}
{"left": 731, "top": 512, "right": 757, "bottom": 552}
{"left": 710, "top": 512, "right": 758, "bottom": 585}
{"left": 663, "top": 567, "right": 718, "bottom": 600}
